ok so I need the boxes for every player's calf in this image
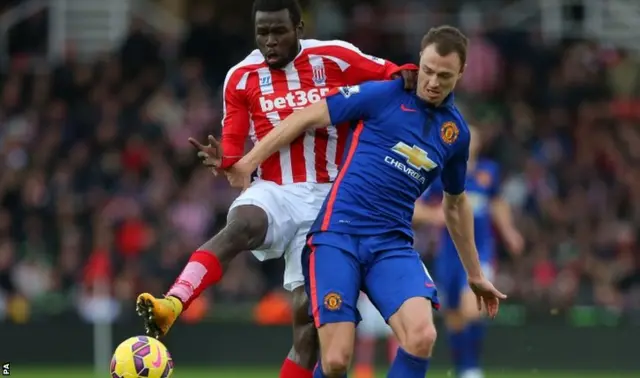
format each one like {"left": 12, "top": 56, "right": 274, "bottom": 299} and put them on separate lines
{"left": 202, "top": 205, "right": 269, "bottom": 267}
{"left": 290, "top": 286, "right": 319, "bottom": 370}
{"left": 166, "top": 205, "right": 268, "bottom": 308}
{"left": 137, "top": 205, "right": 269, "bottom": 338}
{"left": 280, "top": 286, "right": 318, "bottom": 377}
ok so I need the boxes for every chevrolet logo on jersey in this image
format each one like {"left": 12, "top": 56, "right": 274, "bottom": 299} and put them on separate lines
{"left": 385, "top": 142, "right": 437, "bottom": 184}
{"left": 392, "top": 142, "right": 437, "bottom": 171}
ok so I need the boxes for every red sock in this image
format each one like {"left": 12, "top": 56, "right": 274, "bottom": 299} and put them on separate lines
{"left": 279, "top": 358, "right": 312, "bottom": 378}
{"left": 166, "top": 250, "right": 223, "bottom": 309}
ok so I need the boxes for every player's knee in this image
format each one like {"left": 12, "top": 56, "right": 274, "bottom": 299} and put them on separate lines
{"left": 322, "top": 348, "right": 351, "bottom": 375}
{"left": 225, "top": 205, "right": 269, "bottom": 248}
{"left": 403, "top": 321, "right": 437, "bottom": 357}
{"left": 318, "top": 323, "right": 355, "bottom": 375}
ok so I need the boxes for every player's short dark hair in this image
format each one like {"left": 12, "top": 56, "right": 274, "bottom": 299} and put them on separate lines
{"left": 421, "top": 25, "right": 469, "bottom": 67}
{"left": 252, "top": 0, "right": 303, "bottom": 26}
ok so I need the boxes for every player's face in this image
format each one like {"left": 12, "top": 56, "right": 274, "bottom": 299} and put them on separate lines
{"left": 255, "top": 10, "right": 302, "bottom": 69}
{"left": 417, "top": 43, "right": 464, "bottom": 105}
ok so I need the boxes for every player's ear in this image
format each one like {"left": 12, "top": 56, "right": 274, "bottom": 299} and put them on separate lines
{"left": 458, "top": 63, "right": 466, "bottom": 80}
{"left": 297, "top": 20, "right": 305, "bottom": 37}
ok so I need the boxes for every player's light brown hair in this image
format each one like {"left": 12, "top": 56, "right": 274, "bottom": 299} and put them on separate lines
{"left": 421, "top": 25, "right": 469, "bottom": 70}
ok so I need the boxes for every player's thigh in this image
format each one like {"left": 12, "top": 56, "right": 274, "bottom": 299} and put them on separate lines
{"left": 230, "top": 180, "right": 297, "bottom": 259}
{"left": 459, "top": 262, "right": 496, "bottom": 321}
{"left": 364, "top": 250, "right": 439, "bottom": 345}
{"left": 302, "top": 238, "right": 360, "bottom": 366}
{"left": 302, "top": 237, "right": 362, "bottom": 328}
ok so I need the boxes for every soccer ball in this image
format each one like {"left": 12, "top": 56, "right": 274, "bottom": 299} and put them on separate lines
{"left": 111, "top": 336, "right": 174, "bottom": 378}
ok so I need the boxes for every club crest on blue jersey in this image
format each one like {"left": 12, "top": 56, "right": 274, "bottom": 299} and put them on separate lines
{"left": 440, "top": 121, "right": 459, "bottom": 144}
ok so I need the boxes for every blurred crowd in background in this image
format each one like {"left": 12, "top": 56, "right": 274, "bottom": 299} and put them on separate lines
{"left": 1, "top": 0, "right": 640, "bottom": 325}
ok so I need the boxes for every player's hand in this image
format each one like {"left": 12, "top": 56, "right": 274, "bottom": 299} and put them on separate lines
{"left": 188, "top": 135, "right": 222, "bottom": 176}
{"left": 392, "top": 69, "right": 417, "bottom": 91}
{"left": 503, "top": 228, "right": 524, "bottom": 256}
{"left": 224, "top": 160, "right": 253, "bottom": 191}
{"left": 467, "top": 276, "right": 507, "bottom": 319}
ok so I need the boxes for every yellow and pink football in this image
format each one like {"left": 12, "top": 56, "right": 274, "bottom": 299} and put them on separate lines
{"left": 111, "top": 336, "right": 174, "bottom": 378}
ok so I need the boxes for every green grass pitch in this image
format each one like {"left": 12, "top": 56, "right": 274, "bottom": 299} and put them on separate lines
{"left": 12, "top": 367, "right": 635, "bottom": 377}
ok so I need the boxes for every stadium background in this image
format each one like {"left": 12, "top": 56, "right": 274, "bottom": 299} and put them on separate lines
{"left": 1, "top": 0, "right": 639, "bottom": 376}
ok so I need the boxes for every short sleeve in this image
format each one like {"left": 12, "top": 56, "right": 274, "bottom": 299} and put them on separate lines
{"left": 220, "top": 68, "right": 251, "bottom": 168}
{"left": 441, "top": 132, "right": 470, "bottom": 195}
{"left": 325, "top": 80, "right": 398, "bottom": 125}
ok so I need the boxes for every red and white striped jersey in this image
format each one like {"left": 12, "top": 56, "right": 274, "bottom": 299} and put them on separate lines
{"left": 220, "top": 39, "right": 412, "bottom": 185}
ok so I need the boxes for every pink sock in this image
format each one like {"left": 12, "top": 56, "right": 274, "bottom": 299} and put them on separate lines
{"left": 166, "top": 250, "right": 223, "bottom": 309}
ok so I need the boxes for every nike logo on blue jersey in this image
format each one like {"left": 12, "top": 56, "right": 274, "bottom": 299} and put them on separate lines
{"left": 400, "top": 104, "right": 417, "bottom": 112}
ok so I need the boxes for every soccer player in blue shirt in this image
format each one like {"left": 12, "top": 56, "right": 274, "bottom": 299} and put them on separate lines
{"left": 225, "top": 25, "right": 506, "bottom": 378}
{"left": 415, "top": 125, "right": 523, "bottom": 378}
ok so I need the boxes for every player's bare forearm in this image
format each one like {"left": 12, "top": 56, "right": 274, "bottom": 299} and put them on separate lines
{"left": 241, "top": 100, "right": 331, "bottom": 170}
{"left": 490, "top": 198, "right": 516, "bottom": 238}
{"left": 442, "top": 192, "right": 483, "bottom": 279}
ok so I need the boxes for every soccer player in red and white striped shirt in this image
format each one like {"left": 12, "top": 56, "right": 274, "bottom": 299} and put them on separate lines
{"left": 136, "top": 1, "right": 417, "bottom": 377}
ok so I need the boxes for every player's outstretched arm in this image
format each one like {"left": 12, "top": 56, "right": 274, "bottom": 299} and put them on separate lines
{"left": 443, "top": 192, "right": 506, "bottom": 318}
{"left": 441, "top": 127, "right": 506, "bottom": 317}
{"left": 242, "top": 100, "right": 331, "bottom": 171}
{"left": 225, "top": 82, "right": 384, "bottom": 189}
{"left": 223, "top": 100, "right": 333, "bottom": 189}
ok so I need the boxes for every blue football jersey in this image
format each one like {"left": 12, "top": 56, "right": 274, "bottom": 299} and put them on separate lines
{"left": 421, "top": 159, "right": 501, "bottom": 260}
{"left": 308, "top": 79, "right": 471, "bottom": 242}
